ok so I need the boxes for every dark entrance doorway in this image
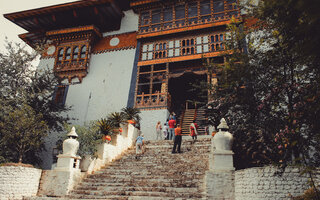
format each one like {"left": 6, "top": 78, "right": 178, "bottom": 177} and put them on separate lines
{"left": 168, "top": 72, "right": 207, "bottom": 115}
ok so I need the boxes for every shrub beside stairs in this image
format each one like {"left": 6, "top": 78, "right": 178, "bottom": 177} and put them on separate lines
{"left": 30, "top": 137, "right": 211, "bottom": 199}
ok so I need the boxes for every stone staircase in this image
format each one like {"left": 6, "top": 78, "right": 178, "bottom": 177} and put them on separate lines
{"left": 26, "top": 137, "right": 211, "bottom": 200}
{"left": 67, "top": 137, "right": 211, "bottom": 199}
{"left": 195, "top": 108, "right": 207, "bottom": 135}
{"left": 181, "top": 109, "right": 196, "bottom": 134}
{"left": 180, "top": 108, "right": 207, "bottom": 135}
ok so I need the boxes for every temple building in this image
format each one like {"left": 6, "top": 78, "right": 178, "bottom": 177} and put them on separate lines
{"left": 4, "top": 0, "right": 242, "bottom": 168}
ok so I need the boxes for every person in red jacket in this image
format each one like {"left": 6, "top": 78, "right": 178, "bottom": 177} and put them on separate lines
{"left": 168, "top": 117, "right": 176, "bottom": 140}
{"left": 190, "top": 120, "right": 198, "bottom": 141}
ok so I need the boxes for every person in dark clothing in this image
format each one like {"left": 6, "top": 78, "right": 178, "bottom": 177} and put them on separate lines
{"left": 172, "top": 124, "right": 182, "bottom": 154}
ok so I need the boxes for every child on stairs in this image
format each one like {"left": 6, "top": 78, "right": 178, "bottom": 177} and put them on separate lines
{"left": 135, "top": 133, "right": 145, "bottom": 159}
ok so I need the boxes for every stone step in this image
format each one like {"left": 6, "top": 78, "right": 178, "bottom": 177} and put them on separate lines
{"left": 78, "top": 180, "right": 203, "bottom": 188}
{"left": 84, "top": 174, "right": 204, "bottom": 183}
{"left": 95, "top": 168, "right": 207, "bottom": 174}
{"left": 73, "top": 186, "right": 201, "bottom": 194}
{"left": 69, "top": 190, "right": 204, "bottom": 198}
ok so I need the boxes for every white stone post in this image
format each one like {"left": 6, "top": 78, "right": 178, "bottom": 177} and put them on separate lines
{"left": 40, "top": 127, "right": 82, "bottom": 197}
{"left": 205, "top": 118, "right": 235, "bottom": 200}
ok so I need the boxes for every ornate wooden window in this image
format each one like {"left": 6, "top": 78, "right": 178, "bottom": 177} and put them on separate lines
{"left": 72, "top": 46, "right": 79, "bottom": 63}
{"left": 80, "top": 45, "right": 87, "bottom": 59}
{"left": 154, "top": 42, "right": 167, "bottom": 59}
{"left": 53, "top": 85, "right": 69, "bottom": 106}
{"left": 47, "top": 25, "right": 102, "bottom": 83}
{"left": 138, "top": 0, "right": 240, "bottom": 34}
{"left": 141, "top": 44, "right": 154, "bottom": 60}
{"left": 135, "top": 63, "right": 170, "bottom": 109}
{"left": 54, "top": 42, "right": 90, "bottom": 83}
{"left": 140, "top": 32, "right": 226, "bottom": 61}
{"left": 57, "top": 48, "right": 64, "bottom": 64}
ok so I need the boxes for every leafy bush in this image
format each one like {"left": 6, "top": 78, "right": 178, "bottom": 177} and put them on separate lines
{"left": 97, "top": 118, "right": 114, "bottom": 136}
{"left": 121, "top": 107, "right": 141, "bottom": 124}
{"left": 107, "top": 112, "right": 126, "bottom": 128}
{"left": 292, "top": 187, "right": 320, "bottom": 200}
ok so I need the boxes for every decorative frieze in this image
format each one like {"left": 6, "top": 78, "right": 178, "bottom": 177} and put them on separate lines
{"left": 92, "top": 32, "right": 138, "bottom": 54}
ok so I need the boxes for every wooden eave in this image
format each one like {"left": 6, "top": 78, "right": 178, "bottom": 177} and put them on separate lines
{"left": 130, "top": 0, "right": 159, "bottom": 7}
{"left": 4, "top": 0, "right": 130, "bottom": 48}
{"left": 3, "top": 0, "right": 126, "bottom": 33}
{"left": 46, "top": 25, "right": 102, "bottom": 38}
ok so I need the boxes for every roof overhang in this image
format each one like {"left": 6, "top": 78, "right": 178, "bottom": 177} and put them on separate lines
{"left": 4, "top": 0, "right": 130, "bottom": 47}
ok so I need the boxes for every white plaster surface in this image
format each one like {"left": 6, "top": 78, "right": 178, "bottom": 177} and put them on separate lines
{"left": 37, "top": 57, "right": 55, "bottom": 71}
{"left": 235, "top": 166, "right": 320, "bottom": 200}
{"left": 39, "top": 169, "right": 81, "bottom": 197}
{"left": 139, "top": 109, "right": 169, "bottom": 140}
{"left": 65, "top": 48, "right": 136, "bottom": 125}
{"left": 211, "top": 151, "right": 235, "bottom": 171}
{"left": 93, "top": 123, "right": 139, "bottom": 173}
{"left": 205, "top": 170, "right": 235, "bottom": 200}
{"left": 0, "top": 166, "right": 42, "bottom": 200}
{"left": 103, "top": 10, "right": 138, "bottom": 36}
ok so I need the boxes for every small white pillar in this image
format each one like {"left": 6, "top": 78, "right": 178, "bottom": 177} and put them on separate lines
{"left": 205, "top": 118, "right": 235, "bottom": 200}
{"left": 40, "top": 127, "right": 82, "bottom": 197}
{"left": 211, "top": 118, "right": 234, "bottom": 171}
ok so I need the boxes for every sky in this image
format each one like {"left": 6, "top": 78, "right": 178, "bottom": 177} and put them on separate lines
{"left": 0, "top": 0, "right": 77, "bottom": 53}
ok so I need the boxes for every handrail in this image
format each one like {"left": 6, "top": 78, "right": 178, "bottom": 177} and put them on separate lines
{"left": 193, "top": 107, "right": 197, "bottom": 122}
{"left": 135, "top": 92, "right": 169, "bottom": 109}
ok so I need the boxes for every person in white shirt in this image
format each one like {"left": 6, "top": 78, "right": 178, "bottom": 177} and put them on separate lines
{"left": 156, "top": 121, "right": 162, "bottom": 140}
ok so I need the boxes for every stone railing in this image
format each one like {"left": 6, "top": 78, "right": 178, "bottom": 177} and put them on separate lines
{"left": 38, "top": 123, "right": 140, "bottom": 197}
{"left": 0, "top": 165, "right": 42, "bottom": 200}
{"left": 88, "top": 123, "right": 140, "bottom": 173}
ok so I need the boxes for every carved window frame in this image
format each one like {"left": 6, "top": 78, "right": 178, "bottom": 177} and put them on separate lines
{"left": 55, "top": 42, "right": 89, "bottom": 66}
{"left": 135, "top": 63, "right": 169, "bottom": 109}
{"left": 140, "top": 32, "right": 225, "bottom": 61}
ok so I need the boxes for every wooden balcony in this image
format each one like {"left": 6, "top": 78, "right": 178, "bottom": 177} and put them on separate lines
{"left": 135, "top": 92, "right": 171, "bottom": 110}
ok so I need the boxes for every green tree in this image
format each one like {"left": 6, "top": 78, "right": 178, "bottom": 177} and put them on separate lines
{"left": 0, "top": 104, "right": 48, "bottom": 164}
{"left": 207, "top": 3, "right": 320, "bottom": 172}
{"left": 0, "top": 40, "right": 69, "bottom": 131}
{"left": 0, "top": 40, "right": 69, "bottom": 165}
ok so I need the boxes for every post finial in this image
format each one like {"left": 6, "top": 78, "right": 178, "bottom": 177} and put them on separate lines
{"left": 217, "top": 118, "right": 229, "bottom": 130}
{"left": 67, "top": 126, "right": 78, "bottom": 138}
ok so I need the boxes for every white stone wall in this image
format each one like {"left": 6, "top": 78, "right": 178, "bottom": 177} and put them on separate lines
{"left": 235, "top": 166, "right": 320, "bottom": 200}
{"left": 66, "top": 48, "right": 136, "bottom": 124}
{"left": 139, "top": 109, "right": 169, "bottom": 140}
{"left": 0, "top": 166, "right": 42, "bottom": 200}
